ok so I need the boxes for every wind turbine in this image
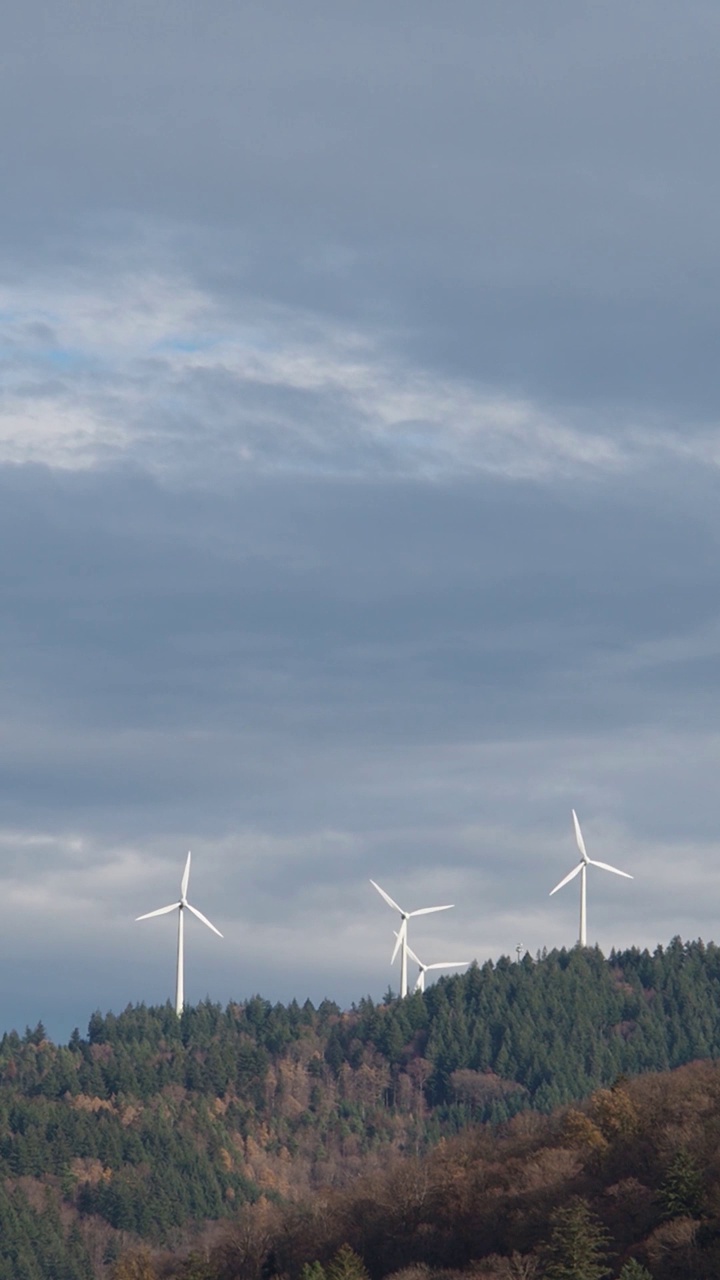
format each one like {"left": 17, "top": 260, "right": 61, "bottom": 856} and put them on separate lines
{"left": 549, "top": 810, "right": 633, "bottom": 947}
{"left": 136, "top": 852, "right": 223, "bottom": 1016}
{"left": 403, "top": 939, "right": 468, "bottom": 993}
{"left": 370, "top": 880, "right": 453, "bottom": 997}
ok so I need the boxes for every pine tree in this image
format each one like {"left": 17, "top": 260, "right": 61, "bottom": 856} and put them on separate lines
{"left": 543, "top": 1197, "right": 612, "bottom": 1280}
{"left": 617, "top": 1261, "right": 653, "bottom": 1280}
{"left": 326, "top": 1244, "right": 369, "bottom": 1280}
{"left": 300, "top": 1264, "right": 327, "bottom": 1280}
{"left": 659, "top": 1148, "right": 704, "bottom": 1219}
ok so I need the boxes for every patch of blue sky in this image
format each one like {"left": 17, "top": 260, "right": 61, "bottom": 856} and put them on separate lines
{"left": 36, "top": 347, "right": 87, "bottom": 368}
{"left": 152, "top": 325, "right": 278, "bottom": 356}
{"left": 9, "top": 348, "right": 98, "bottom": 378}
{"left": 3, "top": 347, "right": 102, "bottom": 383}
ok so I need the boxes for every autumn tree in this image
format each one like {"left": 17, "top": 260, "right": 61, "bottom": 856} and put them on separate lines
{"left": 110, "top": 1249, "right": 158, "bottom": 1280}
{"left": 494, "top": 1251, "right": 540, "bottom": 1279}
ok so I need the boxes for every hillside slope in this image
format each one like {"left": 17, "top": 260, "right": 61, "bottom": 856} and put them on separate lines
{"left": 146, "top": 1055, "right": 720, "bottom": 1280}
{"left": 1, "top": 936, "right": 720, "bottom": 1276}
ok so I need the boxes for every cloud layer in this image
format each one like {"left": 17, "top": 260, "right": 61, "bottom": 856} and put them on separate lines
{"left": 2, "top": 2, "right": 720, "bottom": 1038}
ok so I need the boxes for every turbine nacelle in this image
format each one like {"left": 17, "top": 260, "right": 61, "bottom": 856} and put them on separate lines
{"left": 136, "top": 852, "right": 223, "bottom": 936}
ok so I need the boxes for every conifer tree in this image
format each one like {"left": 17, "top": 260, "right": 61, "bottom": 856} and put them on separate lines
{"left": 326, "top": 1244, "right": 369, "bottom": 1280}
{"left": 617, "top": 1260, "right": 653, "bottom": 1280}
{"left": 659, "top": 1148, "right": 704, "bottom": 1219}
{"left": 543, "top": 1197, "right": 612, "bottom": 1280}
{"left": 300, "top": 1263, "right": 327, "bottom": 1280}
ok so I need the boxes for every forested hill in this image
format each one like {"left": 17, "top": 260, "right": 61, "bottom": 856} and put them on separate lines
{"left": 2, "top": 937, "right": 720, "bottom": 1277}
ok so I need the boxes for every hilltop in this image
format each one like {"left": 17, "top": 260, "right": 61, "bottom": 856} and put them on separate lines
{"left": 1, "top": 937, "right": 720, "bottom": 1277}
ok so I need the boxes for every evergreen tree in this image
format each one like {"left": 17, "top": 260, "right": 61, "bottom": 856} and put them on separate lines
{"left": 543, "top": 1197, "right": 612, "bottom": 1280}
{"left": 326, "top": 1245, "right": 369, "bottom": 1280}
{"left": 300, "top": 1264, "right": 327, "bottom": 1280}
{"left": 659, "top": 1148, "right": 704, "bottom": 1219}
{"left": 616, "top": 1261, "right": 653, "bottom": 1280}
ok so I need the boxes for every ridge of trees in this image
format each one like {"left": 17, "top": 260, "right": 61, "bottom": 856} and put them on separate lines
{"left": 1, "top": 936, "right": 720, "bottom": 1275}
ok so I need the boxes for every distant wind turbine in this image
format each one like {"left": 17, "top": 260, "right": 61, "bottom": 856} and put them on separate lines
{"left": 370, "top": 880, "right": 453, "bottom": 997}
{"left": 136, "top": 852, "right": 222, "bottom": 1016}
{"left": 403, "top": 938, "right": 468, "bottom": 993}
{"left": 549, "top": 810, "right": 633, "bottom": 947}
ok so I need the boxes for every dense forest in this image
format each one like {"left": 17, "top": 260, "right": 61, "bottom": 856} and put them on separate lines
{"left": 2, "top": 937, "right": 720, "bottom": 1277}
{"left": 147, "top": 1055, "right": 720, "bottom": 1280}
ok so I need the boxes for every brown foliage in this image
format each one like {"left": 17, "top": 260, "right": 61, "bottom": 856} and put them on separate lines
{"left": 644, "top": 1214, "right": 699, "bottom": 1267}
{"left": 210, "top": 1199, "right": 279, "bottom": 1280}
{"left": 516, "top": 1146, "right": 582, "bottom": 1194}
{"left": 477, "top": 1252, "right": 540, "bottom": 1280}
{"left": 111, "top": 1249, "right": 159, "bottom": 1280}
{"left": 120, "top": 1056, "right": 720, "bottom": 1280}
{"left": 590, "top": 1087, "right": 639, "bottom": 1140}
{"left": 563, "top": 1109, "right": 608, "bottom": 1156}
{"left": 383, "top": 1267, "right": 432, "bottom": 1280}
{"left": 450, "top": 1071, "right": 525, "bottom": 1110}
{"left": 70, "top": 1092, "right": 115, "bottom": 1113}
{"left": 70, "top": 1156, "right": 113, "bottom": 1185}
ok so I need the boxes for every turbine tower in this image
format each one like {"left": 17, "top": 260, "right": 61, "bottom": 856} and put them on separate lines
{"left": 136, "top": 851, "right": 223, "bottom": 1015}
{"left": 404, "top": 939, "right": 468, "bottom": 993}
{"left": 549, "top": 809, "right": 633, "bottom": 947}
{"left": 370, "top": 880, "right": 453, "bottom": 997}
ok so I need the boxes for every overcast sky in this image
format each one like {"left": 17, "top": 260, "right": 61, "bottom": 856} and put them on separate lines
{"left": 3, "top": 1, "right": 720, "bottom": 1040}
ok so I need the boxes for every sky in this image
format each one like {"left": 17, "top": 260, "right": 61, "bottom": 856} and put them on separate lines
{"left": 3, "top": 1, "right": 720, "bottom": 1040}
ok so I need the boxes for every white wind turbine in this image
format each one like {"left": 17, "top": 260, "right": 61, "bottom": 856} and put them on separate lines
{"left": 370, "top": 880, "right": 453, "bottom": 998}
{"left": 549, "top": 810, "right": 633, "bottom": 947}
{"left": 136, "top": 852, "right": 223, "bottom": 1016}
{"left": 403, "top": 939, "right": 469, "bottom": 993}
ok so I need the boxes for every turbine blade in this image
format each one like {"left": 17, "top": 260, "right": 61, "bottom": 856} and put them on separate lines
{"left": 424, "top": 962, "right": 469, "bottom": 971}
{"left": 405, "top": 941, "right": 422, "bottom": 967}
{"left": 588, "top": 859, "right": 633, "bottom": 880}
{"left": 186, "top": 902, "right": 223, "bottom": 937}
{"left": 370, "top": 880, "right": 404, "bottom": 914}
{"left": 391, "top": 918, "right": 407, "bottom": 963}
{"left": 414, "top": 974, "right": 423, "bottom": 993}
{"left": 572, "top": 809, "right": 589, "bottom": 861}
{"left": 181, "top": 851, "right": 192, "bottom": 899}
{"left": 409, "top": 904, "right": 454, "bottom": 917}
{"left": 136, "top": 902, "right": 180, "bottom": 921}
{"left": 549, "top": 862, "right": 583, "bottom": 895}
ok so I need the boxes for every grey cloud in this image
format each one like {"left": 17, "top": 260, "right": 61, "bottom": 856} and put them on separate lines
{"left": 3, "top": 3, "right": 720, "bottom": 1038}
{"left": 2, "top": 465, "right": 717, "bottom": 771}
{"left": 3, "top": 2, "right": 720, "bottom": 416}
{"left": 1, "top": 461, "right": 719, "bottom": 873}
{"left": 139, "top": 489, "right": 713, "bottom": 725}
